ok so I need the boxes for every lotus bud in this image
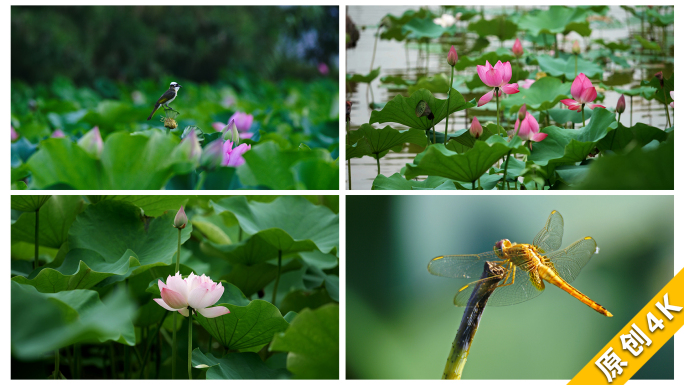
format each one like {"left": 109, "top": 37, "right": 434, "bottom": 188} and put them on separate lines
{"left": 415, "top": 100, "right": 434, "bottom": 120}
{"left": 200, "top": 139, "right": 225, "bottom": 170}
{"left": 654, "top": 71, "right": 664, "bottom": 88}
{"left": 512, "top": 38, "right": 523, "bottom": 57}
{"left": 221, "top": 119, "right": 236, "bottom": 142}
{"left": 78, "top": 126, "right": 103, "bottom": 158}
{"left": 469, "top": 117, "right": 483, "bottom": 139}
{"left": 447, "top": 45, "right": 458, "bottom": 66}
{"left": 51, "top": 129, "right": 66, "bottom": 138}
{"left": 572, "top": 40, "right": 581, "bottom": 55}
{"left": 173, "top": 206, "right": 187, "bottom": 229}
{"left": 518, "top": 104, "right": 527, "bottom": 122}
{"left": 616, "top": 95, "right": 626, "bottom": 114}
{"left": 178, "top": 129, "right": 202, "bottom": 163}
{"left": 11, "top": 126, "right": 18, "bottom": 141}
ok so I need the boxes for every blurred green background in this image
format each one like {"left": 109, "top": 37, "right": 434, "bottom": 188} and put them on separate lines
{"left": 346, "top": 195, "right": 674, "bottom": 379}
{"left": 12, "top": 6, "right": 338, "bottom": 83}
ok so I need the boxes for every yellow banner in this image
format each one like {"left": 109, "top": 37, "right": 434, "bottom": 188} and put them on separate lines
{"left": 569, "top": 268, "right": 684, "bottom": 385}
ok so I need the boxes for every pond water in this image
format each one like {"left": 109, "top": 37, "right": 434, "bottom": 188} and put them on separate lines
{"left": 346, "top": 6, "right": 673, "bottom": 190}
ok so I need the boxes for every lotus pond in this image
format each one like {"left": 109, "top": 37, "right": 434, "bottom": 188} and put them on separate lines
{"left": 11, "top": 6, "right": 339, "bottom": 190}
{"left": 11, "top": 195, "right": 339, "bottom": 379}
{"left": 346, "top": 6, "right": 673, "bottom": 190}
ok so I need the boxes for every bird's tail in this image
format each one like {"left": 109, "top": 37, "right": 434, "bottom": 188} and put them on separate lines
{"left": 147, "top": 104, "right": 160, "bottom": 121}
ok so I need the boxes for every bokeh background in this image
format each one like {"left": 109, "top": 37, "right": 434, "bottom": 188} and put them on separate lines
{"left": 12, "top": 6, "right": 338, "bottom": 83}
{"left": 347, "top": 195, "right": 674, "bottom": 379}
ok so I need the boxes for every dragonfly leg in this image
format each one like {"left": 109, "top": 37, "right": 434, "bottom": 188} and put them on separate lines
{"left": 495, "top": 263, "right": 516, "bottom": 288}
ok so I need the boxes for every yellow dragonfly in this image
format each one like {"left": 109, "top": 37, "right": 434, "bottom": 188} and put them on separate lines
{"left": 428, "top": 210, "right": 612, "bottom": 317}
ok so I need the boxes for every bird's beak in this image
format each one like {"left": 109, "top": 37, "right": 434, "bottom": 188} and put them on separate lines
{"left": 178, "top": 84, "right": 183, "bottom": 88}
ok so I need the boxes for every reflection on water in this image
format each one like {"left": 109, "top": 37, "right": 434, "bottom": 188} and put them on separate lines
{"left": 346, "top": 6, "right": 673, "bottom": 190}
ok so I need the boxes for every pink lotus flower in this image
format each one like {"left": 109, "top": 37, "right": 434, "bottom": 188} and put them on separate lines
{"left": 51, "top": 129, "right": 66, "bottom": 138}
{"left": 200, "top": 139, "right": 225, "bottom": 170}
{"left": 514, "top": 112, "right": 547, "bottom": 142}
{"left": 670, "top": 91, "right": 674, "bottom": 108}
{"left": 11, "top": 125, "right": 18, "bottom": 141}
{"left": 476, "top": 60, "right": 519, "bottom": 107}
{"left": 447, "top": 45, "right": 458, "bottom": 66}
{"left": 469, "top": 117, "right": 482, "bottom": 138}
{"left": 520, "top": 79, "right": 535, "bottom": 89}
{"left": 229, "top": 112, "right": 254, "bottom": 132}
{"left": 512, "top": 38, "right": 523, "bottom": 57}
{"left": 154, "top": 272, "right": 230, "bottom": 318}
{"left": 560, "top": 73, "right": 605, "bottom": 112}
{"left": 318, "top": 62, "right": 329, "bottom": 75}
{"left": 222, "top": 141, "right": 251, "bottom": 167}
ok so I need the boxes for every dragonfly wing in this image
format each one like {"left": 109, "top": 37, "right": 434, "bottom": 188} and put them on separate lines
{"left": 453, "top": 266, "right": 545, "bottom": 307}
{"left": 532, "top": 210, "right": 564, "bottom": 253}
{"left": 543, "top": 236, "right": 598, "bottom": 283}
{"left": 428, "top": 251, "right": 500, "bottom": 279}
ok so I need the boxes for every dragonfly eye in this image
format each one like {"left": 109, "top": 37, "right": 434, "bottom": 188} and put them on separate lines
{"left": 494, "top": 239, "right": 508, "bottom": 252}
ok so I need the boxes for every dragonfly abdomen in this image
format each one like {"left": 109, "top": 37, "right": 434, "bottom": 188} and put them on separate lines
{"left": 538, "top": 265, "right": 612, "bottom": 317}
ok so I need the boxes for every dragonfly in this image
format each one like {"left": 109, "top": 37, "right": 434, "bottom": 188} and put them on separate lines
{"left": 428, "top": 210, "right": 612, "bottom": 317}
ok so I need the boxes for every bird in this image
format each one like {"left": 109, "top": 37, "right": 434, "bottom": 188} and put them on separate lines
{"left": 147, "top": 81, "right": 182, "bottom": 120}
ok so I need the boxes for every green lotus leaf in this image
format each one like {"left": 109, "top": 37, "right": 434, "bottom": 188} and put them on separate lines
{"left": 645, "top": 9, "right": 674, "bottom": 26}
{"left": 346, "top": 137, "right": 374, "bottom": 159}
{"left": 270, "top": 304, "right": 339, "bottom": 379}
{"left": 11, "top": 281, "right": 136, "bottom": 359}
{"left": 467, "top": 16, "right": 518, "bottom": 41}
{"left": 297, "top": 250, "right": 339, "bottom": 270}
{"left": 237, "top": 141, "right": 338, "bottom": 190}
{"left": 192, "top": 349, "right": 290, "bottom": 379}
{"left": 222, "top": 259, "right": 302, "bottom": 297}
{"left": 346, "top": 67, "right": 381, "bottom": 84}
{"left": 211, "top": 195, "right": 338, "bottom": 255}
{"left": 613, "top": 86, "right": 656, "bottom": 99}
{"left": 85, "top": 195, "right": 189, "bottom": 217}
{"left": 597, "top": 122, "right": 669, "bottom": 152}
{"left": 518, "top": 6, "right": 588, "bottom": 36}
{"left": 12, "top": 200, "right": 192, "bottom": 292}
{"left": 11, "top": 195, "right": 52, "bottom": 212}
{"left": 372, "top": 173, "right": 454, "bottom": 190}
{"left": 26, "top": 132, "right": 193, "bottom": 189}
{"left": 380, "top": 75, "right": 415, "bottom": 86}
{"left": 348, "top": 124, "right": 427, "bottom": 161}
{"left": 454, "top": 48, "right": 517, "bottom": 71}
{"left": 279, "top": 287, "right": 335, "bottom": 315}
{"left": 536, "top": 55, "right": 604, "bottom": 79}
{"left": 634, "top": 35, "right": 660, "bottom": 51}
{"left": 404, "top": 136, "right": 529, "bottom": 183}
{"left": 528, "top": 108, "right": 617, "bottom": 166}
{"left": 555, "top": 164, "right": 590, "bottom": 185}
{"left": 501, "top": 76, "right": 572, "bottom": 114}
{"left": 575, "top": 135, "right": 673, "bottom": 189}
{"left": 407, "top": 73, "right": 453, "bottom": 95}
{"left": 369, "top": 88, "right": 475, "bottom": 131}
{"left": 195, "top": 299, "right": 290, "bottom": 350}
{"left": 11, "top": 195, "right": 84, "bottom": 249}
{"left": 593, "top": 38, "right": 631, "bottom": 52}
{"left": 640, "top": 74, "right": 673, "bottom": 105}
{"left": 402, "top": 17, "right": 457, "bottom": 39}
{"left": 548, "top": 108, "right": 593, "bottom": 125}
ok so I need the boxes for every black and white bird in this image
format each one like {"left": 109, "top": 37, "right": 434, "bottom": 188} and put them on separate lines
{"left": 147, "top": 81, "right": 182, "bottom": 120}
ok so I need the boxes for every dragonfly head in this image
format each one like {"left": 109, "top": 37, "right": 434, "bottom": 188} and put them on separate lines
{"left": 494, "top": 239, "right": 512, "bottom": 257}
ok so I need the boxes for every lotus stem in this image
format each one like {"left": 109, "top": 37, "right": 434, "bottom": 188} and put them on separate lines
{"left": 444, "top": 66, "right": 455, "bottom": 144}
{"left": 346, "top": 119, "right": 352, "bottom": 190}
{"left": 272, "top": 249, "right": 283, "bottom": 304}
{"left": 188, "top": 310, "right": 193, "bottom": 380}
{"left": 581, "top": 105, "right": 585, "bottom": 127}
{"left": 375, "top": 154, "right": 381, "bottom": 176}
{"left": 495, "top": 88, "right": 500, "bottom": 128}
{"left": 501, "top": 150, "right": 513, "bottom": 190}
{"left": 471, "top": 180, "right": 475, "bottom": 189}
{"left": 574, "top": 54, "right": 578, "bottom": 78}
{"left": 172, "top": 313, "right": 177, "bottom": 379}
{"left": 194, "top": 172, "right": 206, "bottom": 190}
{"left": 54, "top": 349, "right": 59, "bottom": 379}
{"left": 34, "top": 208, "right": 40, "bottom": 270}
{"left": 176, "top": 229, "right": 181, "bottom": 273}
{"left": 442, "top": 262, "right": 505, "bottom": 379}
{"left": 478, "top": 178, "right": 481, "bottom": 189}
{"left": 630, "top": 95, "right": 633, "bottom": 126}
